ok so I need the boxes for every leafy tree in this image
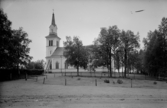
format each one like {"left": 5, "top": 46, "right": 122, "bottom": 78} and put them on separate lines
{"left": 0, "top": 9, "right": 13, "bottom": 68}
{"left": 26, "top": 60, "right": 44, "bottom": 69}
{"left": 0, "top": 9, "right": 32, "bottom": 70}
{"left": 94, "top": 25, "right": 121, "bottom": 77}
{"left": 12, "top": 28, "right": 32, "bottom": 70}
{"left": 115, "top": 50, "right": 121, "bottom": 76}
{"left": 133, "top": 50, "right": 145, "bottom": 74}
{"left": 120, "top": 30, "right": 140, "bottom": 77}
{"left": 143, "top": 17, "right": 167, "bottom": 78}
{"left": 63, "top": 36, "right": 88, "bottom": 76}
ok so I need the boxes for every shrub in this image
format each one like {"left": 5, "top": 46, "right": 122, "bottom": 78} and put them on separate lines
{"left": 117, "top": 79, "right": 123, "bottom": 84}
{"left": 77, "top": 78, "right": 81, "bottom": 80}
{"left": 23, "top": 69, "right": 44, "bottom": 75}
{"left": 153, "top": 81, "right": 157, "bottom": 85}
{"left": 0, "top": 69, "right": 44, "bottom": 81}
{"left": 104, "top": 79, "right": 110, "bottom": 83}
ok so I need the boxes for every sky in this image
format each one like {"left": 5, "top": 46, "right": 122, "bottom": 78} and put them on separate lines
{"left": 1, "top": 0, "right": 167, "bottom": 61}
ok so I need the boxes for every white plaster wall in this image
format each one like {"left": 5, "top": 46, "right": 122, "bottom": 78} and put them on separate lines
{"left": 51, "top": 56, "right": 66, "bottom": 69}
{"left": 46, "top": 46, "right": 56, "bottom": 56}
{"left": 46, "top": 38, "right": 60, "bottom": 57}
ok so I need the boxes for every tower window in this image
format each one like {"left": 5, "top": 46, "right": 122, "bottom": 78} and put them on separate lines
{"left": 49, "top": 40, "right": 53, "bottom": 46}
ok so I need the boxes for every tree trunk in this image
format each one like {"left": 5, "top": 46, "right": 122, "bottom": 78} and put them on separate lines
{"left": 122, "top": 61, "right": 124, "bottom": 77}
{"left": 77, "top": 65, "right": 79, "bottom": 76}
{"left": 118, "top": 68, "right": 120, "bottom": 77}
{"left": 77, "top": 44, "right": 79, "bottom": 76}
{"left": 124, "top": 49, "right": 127, "bottom": 78}
{"left": 118, "top": 58, "right": 120, "bottom": 77}
{"left": 17, "top": 62, "right": 20, "bottom": 78}
{"left": 109, "top": 51, "right": 112, "bottom": 77}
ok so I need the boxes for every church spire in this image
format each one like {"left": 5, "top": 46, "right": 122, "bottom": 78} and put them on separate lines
{"left": 51, "top": 12, "right": 56, "bottom": 26}
{"left": 49, "top": 11, "right": 58, "bottom": 35}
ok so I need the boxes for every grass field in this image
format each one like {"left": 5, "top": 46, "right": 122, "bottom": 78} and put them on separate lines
{"left": 0, "top": 73, "right": 167, "bottom": 108}
{"left": 28, "top": 73, "right": 167, "bottom": 89}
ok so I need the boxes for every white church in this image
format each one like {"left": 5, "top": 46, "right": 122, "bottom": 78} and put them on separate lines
{"left": 45, "top": 12, "right": 114, "bottom": 73}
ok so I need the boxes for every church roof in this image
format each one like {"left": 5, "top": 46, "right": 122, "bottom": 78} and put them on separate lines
{"left": 50, "top": 45, "right": 94, "bottom": 57}
{"left": 51, "top": 13, "right": 56, "bottom": 26}
{"left": 45, "top": 33, "right": 61, "bottom": 39}
{"left": 51, "top": 47, "right": 65, "bottom": 56}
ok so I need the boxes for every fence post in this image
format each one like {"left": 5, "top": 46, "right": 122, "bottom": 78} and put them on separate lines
{"left": 54, "top": 73, "right": 55, "bottom": 78}
{"left": 131, "top": 79, "right": 132, "bottom": 88}
{"left": 43, "top": 77, "right": 45, "bottom": 84}
{"left": 95, "top": 79, "right": 97, "bottom": 86}
{"left": 10, "top": 73, "right": 12, "bottom": 80}
{"left": 65, "top": 78, "right": 67, "bottom": 86}
{"left": 25, "top": 73, "right": 27, "bottom": 81}
{"left": 36, "top": 76, "right": 38, "bottom": 82}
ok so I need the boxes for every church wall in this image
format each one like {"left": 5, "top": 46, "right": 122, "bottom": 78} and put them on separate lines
{"left": 50, "top": 56, "right": 66, "bottom": 72}
{"left": 46, "top": 38, "right": 60, "bottom": 57}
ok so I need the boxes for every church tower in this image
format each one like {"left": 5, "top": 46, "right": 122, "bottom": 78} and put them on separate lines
{"left": 49, "top": 12, "right": 57, "bottom": 35}
{"left": 45, "top": 12, "right": 61, "bottom": 57}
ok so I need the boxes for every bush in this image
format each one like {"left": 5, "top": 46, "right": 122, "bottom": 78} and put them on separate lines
{"left": 117, "top": 79, "right": 123, "bottom": 84}
{"left": 77, "top": 78, "right": 81, "bottom": 80}
{"left": 104, "top": 79, "right": 110, "bottom": 83}
{"left": 153, "top": 81, "right": 157, "bottom": 85}
{"left": 0, "top": 69, "right": 44, "bottom": 81}
{"left": 21, "top": 69, "right": 44, "bottom": 75}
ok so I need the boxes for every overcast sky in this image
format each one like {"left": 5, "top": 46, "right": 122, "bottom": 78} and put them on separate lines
{"left": 1, "top": 0, "right": 167, "bottom": 61}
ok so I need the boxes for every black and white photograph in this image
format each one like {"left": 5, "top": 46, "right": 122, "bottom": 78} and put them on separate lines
{"left": 0, "top": 0, "right": 167, "bottom": 108}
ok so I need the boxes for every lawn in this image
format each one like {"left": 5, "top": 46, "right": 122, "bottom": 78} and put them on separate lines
{"left": 0, "top": 73, "right": 167, "bottom": 108}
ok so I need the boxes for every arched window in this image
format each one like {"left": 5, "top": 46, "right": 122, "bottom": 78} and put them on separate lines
{"left": 56, "top": 62, "right": 59, "bottom": 69}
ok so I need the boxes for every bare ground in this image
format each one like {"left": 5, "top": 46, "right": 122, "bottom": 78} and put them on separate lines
{"left": 0, "top": 74, "right": 167, "bottom": 108}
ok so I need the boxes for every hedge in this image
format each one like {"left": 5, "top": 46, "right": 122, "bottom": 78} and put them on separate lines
{"left": 0, "top": 69, "right": 44, "bottom": 81}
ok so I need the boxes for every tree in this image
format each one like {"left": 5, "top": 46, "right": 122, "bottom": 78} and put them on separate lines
{"left": 94, "top": 25, "right": 121, "bottom": 77}
{"left": 115, "top": 50, "right": 121, "bottom": 77}
{"left": 131, "top": 50, "right": 145, "bottom": 74}
{"left": 0, "top": 9, "right": 13, "bottom": 68}
{"left": 143, "top": 17, "right": 167, "bottom": 78}
{"left": 0, "top": 9, "right": 32, "bottom": 70}
{"left": 63, "top": 36, "right": 88, "bottom": 76}
{"left": 120, "top": 30, "right": 140, "bottom": 77}
{"left": 26, "top": 60, "right": 45, "bottom": 69}
{"left": 12, "top": 28, "right": 32, "bottom": 70}
{"left": 92, "top": 25, "right": 120, "bottom": 77}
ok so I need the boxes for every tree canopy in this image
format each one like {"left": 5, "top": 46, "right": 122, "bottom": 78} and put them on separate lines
{"left": 0, "top": 9, "right": 32, "bottom": 69}
{"left": 63, "top": 36, "right": 88, "bottom": 76}
{"left": 93, "top": 25, "right": 121, "bottom": 77}
{"left": 25, "top": 60, "right": 44, "bottom": 69}
{"left": 143, "top": 17, "right": 167, "bottom": 78}
{"left": 120, "top": 30, "right": 140, "bottom": 77}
